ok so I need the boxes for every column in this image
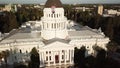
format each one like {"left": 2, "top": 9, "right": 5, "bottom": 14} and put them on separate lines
{"left": 43, "top": 23, "right": 45, "bottom": 30}
{"left": 69, "top": 50, "right": 72, "bottom": 64}
{"left": 47, "top": 23, "right": 48, "bottom": 30}
{"left": 72, "top": 50, "right": 74, "bottom": 64}
{"left": 49, "top": 23, "right": 51, "bottom": 30}
{"left": 56, "top": 23, "right": 57, "bottom": 29}
{"left": 65, "top": 23, "right": 67, "bottom": 29}
{"left": 48, "top": 51, "right": 50, "bottom": 66}
{"left": 61, "top": 23, "right": 63, "bottom": 29}
{"left": 44, "top": 13, "right": 45, "bottom": 17}
{"left": 39, "top": 52, "right": 41, "bottom": 62}
{"left": 59, "top": 51, "right": 61, "bottom": 65}
{"left": 46, "top": 13, "right": 47, "bottom": 17}
{"left": 41, "top": 52, "right": 43, "bottom": 66}
{"left": 58, "top": 23, "right": 60, "bottom": 30}
{"left": 57, "top": 23, "right": 58, "bottom": 30}
{"left": 42, "top": 23, "right": 44, "bottom": 30}
{"left": 45, "top": 23, "right": 47, "bottom": 30}
{"left": 42, "top": 52, "right": 46, "bottom": 64}
{"left": 41, "top": 23, "right": 43, "bottom": 30}
{"left": 64, "top": 50, "right": 66, "bottom": 64}
{"left": 60, "top": 23, "right": 61, "bottom": 30}
{"left": 63, "top": 23, "right": 65, "bottom": 29}
{"left": 53, "top": 52, "right": 55, "bottom": 65}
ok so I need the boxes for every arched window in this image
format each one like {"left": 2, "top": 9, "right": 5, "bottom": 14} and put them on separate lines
{"left": 52, "top": 23, "right": 53, "bottom": 29}
{"left": 49, "top": 14, "right": 50, "bottom": 17}
{"left": 49, "top": 56, "right": 51, "bottom": 60}
{"left": 51, "top": 14, "right": 53, "bottom": 18}
{"left": 54, "top": 23, "right": 56, "bottom": 29}
{"left": 62, "top": 50, "right": 64, "bottom": 53}
{"left": 49, "top": 51, "right": 51, "bottom": 54}
{"left": 46, "top": 51, "right": 48, "bottom": 54}
{"left": 62, "top": 55, "right": 64, "bottom": 59}
{"left": 46, "top": 56, "right": 48, "bottom": 61}
{"left": 20, "top": 49, "right": 22, "bottom": 53}
{"left": 26, "top": 51, "right": 28, "bottom": 53}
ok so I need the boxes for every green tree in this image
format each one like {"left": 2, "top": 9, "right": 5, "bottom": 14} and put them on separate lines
{"left": 1, "top": 50, "right": 10, "bottom": 67}
{"left": 93, "top": 46, "right": 106, "bottom": 68}
{"left": 0, "top": 11, "right": 18, "bottom": 33}
{"left": 85, "top": 55, "right": 96, "bottom": 68}
{"left": 29, "top": 47, "right": 40, "bottom": 68}
{"left": 74, "top": 46, "right": 86, "bottom": 68}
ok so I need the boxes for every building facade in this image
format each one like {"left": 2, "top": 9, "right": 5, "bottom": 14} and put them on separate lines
{"left": 98, "top": 5, "right": 103, "bottom": 15}
{"left": 0, "top": 0, "right": 109, "bottom": 67}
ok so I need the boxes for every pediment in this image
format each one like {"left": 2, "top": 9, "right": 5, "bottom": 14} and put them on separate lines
{"left": 42, "top": 41, "right": 73, "bottom": 50}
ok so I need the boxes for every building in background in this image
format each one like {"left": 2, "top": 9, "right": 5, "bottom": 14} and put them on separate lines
{"left": 3, "top": 4, "right": 12, "bottom": 12}
{"left": 98, "top": 5, "right": 103, "bottom": 15}
{"left": 107, "top": 9, "right": 120, "bottom": 16}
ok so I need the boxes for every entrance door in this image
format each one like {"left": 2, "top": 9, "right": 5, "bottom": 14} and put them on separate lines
{"left": 55, "top": 55, "right": 59, "bottom": 63}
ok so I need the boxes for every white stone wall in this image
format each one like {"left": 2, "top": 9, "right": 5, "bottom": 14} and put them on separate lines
{"left": 0, "top": 41, "right": 44, "bottom": 65}
{"left": 69, "top": 37, "right": 109, "bottom": 56}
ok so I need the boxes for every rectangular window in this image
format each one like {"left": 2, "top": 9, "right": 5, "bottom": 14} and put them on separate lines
{"left": 62, "top": 50, "right": 64, "bottom": 53}
{"left": 52, "top": 24, "right": 53, "bottom": 29}
{"left": 62, "top": 55, "right": 64, "bottom": 59}
{"left": 20, "top": 50, "right": 22, "bottom": 53}
{"left": 49, "top": 51, "right": 51, "bottom": 54}
{"left": 46, "top": 56, "right": 48, "bottom": 61}
{"left": 49, "top": 14, "right": 50, "bottom": 17}
{"left": 54, "top": 23, "right": 56, "bottom": 29}
{"left": 49, "top": 56, "right": 51, "bottom": 61}
{"left": 51, "top": 14, "right": 53, "bottom": 18}
{"left": 46, "top": 51, "right": 48, "bottom": 54}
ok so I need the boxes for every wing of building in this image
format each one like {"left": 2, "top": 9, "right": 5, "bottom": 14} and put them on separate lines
{"left": 0, "top": 0, "right": 109, "bottom": 67}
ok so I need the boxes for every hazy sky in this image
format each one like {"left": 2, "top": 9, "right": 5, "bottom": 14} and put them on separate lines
{"left": 0, "top": 0, "right": 120, "bottom": 4}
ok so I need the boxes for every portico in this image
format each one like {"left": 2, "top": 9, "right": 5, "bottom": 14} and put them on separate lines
{"left": 39, "top": 41, "right": 74, "bottom": 66}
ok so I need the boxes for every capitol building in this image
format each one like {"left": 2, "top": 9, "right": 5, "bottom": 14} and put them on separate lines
{"left": 0, "top": 0, "right": 109, "bottom": 67}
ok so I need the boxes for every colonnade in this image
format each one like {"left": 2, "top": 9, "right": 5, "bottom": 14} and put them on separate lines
{"left": 42, "top": 22, "right": 66, "bottom": 30}
{"left": 39, "top": 49, "right": 74, "bottom": 66}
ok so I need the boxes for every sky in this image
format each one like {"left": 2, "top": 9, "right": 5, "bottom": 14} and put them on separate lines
{"left": 0, "top": 0, "right": 120, "bottom": 4}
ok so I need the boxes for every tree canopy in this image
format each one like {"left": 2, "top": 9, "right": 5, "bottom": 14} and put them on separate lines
{"left": 29, "top": 47, "right": 40, "bottom": 68}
